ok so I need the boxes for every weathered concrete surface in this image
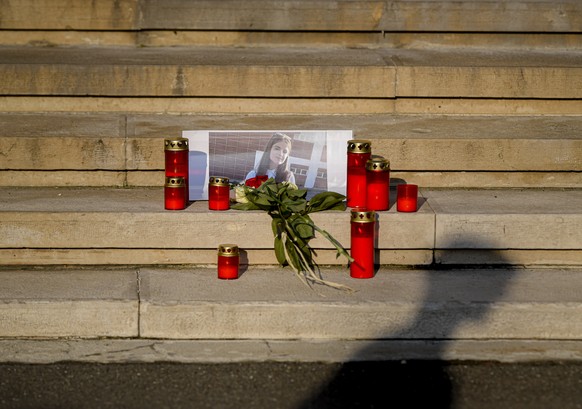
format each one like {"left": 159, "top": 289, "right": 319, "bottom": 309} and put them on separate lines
{"left": 126, "top": 114, "right": 582, "bottom": 171}
{"left": 0, "top": 248, "right": 433, "bottom": 267}
{"left": 392, "top": 48, "right": 582, "bottom": 99}
{"left": 1, "top": 266, "right": 581, "bottom": 340}
{"left": 0, "top": 188, "right": 433, "bottom": 250}
{"left": 3, "top": 0, "right": 581, "bottom": 33}
{"left": 1, "top": 187, "right": 581, "bottom": 266}
{"left": 1, "top": 114, "right": 580, "bottom": 178}
{"left": 139, "top": 267, "right": 582, "bottom": 340}
{"left": 0, "top": 269, "right": 138, "bottom": 337}
{"left": 2, "top": 339, "right": 582, "bottom": 364}
{"left": 0, "top": 46, "right": 394, "bottom": 98}
{"left": 1, "top": 46, "right": 581, "bottom": 99}
{"left": 427, "top": 189, "right": 582, "bottom": 250}
{"left": 0, "top": 113, "right": 126, "bottom": 170}
{"left": 138, "top": 0, "right": 582, "bottom": 33}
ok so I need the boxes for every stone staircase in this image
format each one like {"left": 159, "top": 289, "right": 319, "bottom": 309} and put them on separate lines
{"left": 0, "top": 0, "right": 581, "bottom": 349}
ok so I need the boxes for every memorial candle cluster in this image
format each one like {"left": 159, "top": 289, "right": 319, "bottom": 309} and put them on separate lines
{"left": 346, "top": 138, "right": 419, "bottom": 279}
{"left": 164, "top": 137, "right": 189, "bottom": 210}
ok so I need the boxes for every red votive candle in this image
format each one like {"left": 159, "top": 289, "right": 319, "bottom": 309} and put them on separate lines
{"left": 347, "top": 140, "right": 372, "bottom": 208}
{"left": 397, "top": 184, "right": 418, "bottom": 212}
{"left": 165, "top": 138, "right": 189, "bottom": 202}
{"left": 366, "top": 157, "right": 390, "bottom": 211}
{"left": 164, "top": 176, "right": 186, "bottom": 210}
{"left": 208, "top": 176, "right": 230, "bottom": 211}
{"left": 350, "top": 210, "right": 376, "bottom": 279}
{"left": 218, "top": 244, "right": 239, "bottom": 279}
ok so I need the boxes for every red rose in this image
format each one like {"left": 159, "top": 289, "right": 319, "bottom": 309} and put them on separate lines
{"left": 245, "top": 175, "right": 268, "bottom": 188}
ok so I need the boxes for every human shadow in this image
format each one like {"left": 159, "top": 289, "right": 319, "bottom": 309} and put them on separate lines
{"left": 299, "top": 235, "right": 516, "bottom": 408}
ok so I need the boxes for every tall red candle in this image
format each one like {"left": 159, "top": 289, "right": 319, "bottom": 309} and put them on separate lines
{"left": 208, "top": 176, "right": 230, "bottom": 211}
{"left": 366, "top": 157, "right": 390, "bottom": 211}
{"left": 397, "top": 184, "right": 418, "bottom": 212}
{"left": 218, "top": 244, "right": 240, "bottom": 280}
{"left": 350, "top": 210, "right": 376, "bottom": 279}
{"left": 164, "top": 176, "right": 186, "bottom": 210}
{"left": 165, "top": 138, "right": 189, "bottom": 202}
{"left": 347, "top": 140, "right": 372, "bottom": 208}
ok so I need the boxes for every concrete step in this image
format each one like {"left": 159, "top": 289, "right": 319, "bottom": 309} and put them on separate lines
{"left": 1, "top": 266, "right": 581, "bottom": 340}
{"left": 2, "top": 0, "right": 580, "bottom": 33}
{"left": 1, "top": 46, "right": 581, "bottom": 100}
{"left": 1, "top": 113, "right": 580, "bottom": 189}
{"left": 0, "top": 187, "right": 580, "bottom": 267}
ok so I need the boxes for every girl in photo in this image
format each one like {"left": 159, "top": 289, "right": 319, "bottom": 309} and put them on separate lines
{"left": 245, "top": 132, "right": 296, "bottom": 184}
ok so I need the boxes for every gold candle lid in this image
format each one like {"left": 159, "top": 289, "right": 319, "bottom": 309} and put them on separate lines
{"left": 347, "top": 139, "right": 372, "bottom": 154}
{"left": 209, "top": 176, "right": 230, "bottom": 187}
{"left": 218, "top": 244, "right": 239, "bottom": 257}
{"left": 165, "top": 176, "right": 185, "bottom": 187}
{"left": 366, "top": 156, "right": 390, "bottom": 171}
{"left": 164, "top": 138, "right": 189, "bottom": 151}
{"left": 350, "top": 210, "right": 376, "bottom": 223}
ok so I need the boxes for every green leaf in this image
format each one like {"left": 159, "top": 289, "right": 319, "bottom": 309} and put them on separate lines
{"left": 281, "top": 198, "right": 307, "bottom": 214}
{"left": 286, "top": 188, "right": 308, "bottom": 200}
{"left": 230, "top": 202, "right": 260, "bottom": 211}
{"left": 274, "top": 236, "right": 287, "bottom": 265}
{"left": 290, "top": 215, "right": 315, "bottom": 240}
{"left": 307, "top": 191, "right": 346, "bottom": 213}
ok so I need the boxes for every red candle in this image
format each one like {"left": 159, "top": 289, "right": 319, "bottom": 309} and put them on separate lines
{"left": 350, "top": 210, "right": 376, "bottom": 279}
{"left": 218, "top": 244, "right": 239, "bottom": 279}
{"left": 397, "top": 184, "right": 418, "bottom": 212}
{"left": 164, "top": 177, "right": 186, "bottom": 210}
{"left": 347, "top": 140, "right": 372, "bottom": 208}
{"left": 208, "top": 176, "right": 230, "bottom": 211}
{"left": 366, "top": 157, "right": 390, "bottom": 211}
{"left": 165, "top": 138, "right": 189, "bottom": 202}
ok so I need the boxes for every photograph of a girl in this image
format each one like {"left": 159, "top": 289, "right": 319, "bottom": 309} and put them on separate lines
{"left": 245, "top": 132, "right": 296, "bottom": 184}
{"left": 183, "top": 129, "right": 351, "bottom": 199}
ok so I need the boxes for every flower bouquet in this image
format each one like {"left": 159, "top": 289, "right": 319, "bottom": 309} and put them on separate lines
{"left": 232, "top": 177, "right": 353, "bottom": 290}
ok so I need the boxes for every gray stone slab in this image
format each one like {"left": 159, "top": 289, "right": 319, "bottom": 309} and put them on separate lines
{"left": 0, "top": 188, "right": 433, "bottom": 250}
{"left": 0, "top": 269, "right": 139, "bottom": 338}
{"left": 427, "top": 189, "right": 582, "bottom": 249}
{"left": 127, "top": 114, "right": 582, "bottom": 171}
{"left": 139, "top": 0, "right": 582, "bottom": 33}
{"left": 139, "top": 267, "right": 582, "bottom": 340}
{"left": 0, "top": 46, "right": 393, "bottom": 98}
{"left": 2, "top": 339, "right": 582, "bottom": 364}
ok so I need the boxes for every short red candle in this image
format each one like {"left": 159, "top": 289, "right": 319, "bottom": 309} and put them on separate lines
{"left": 397, "top": 184, "right": 418, "bottom": 212}
{"left": 350, "top": 210, "right": 376, "bottom": 279}
{"left": 208, "top": 176, "right": 230, "bottom": 211}
{"left": 218, "top": 244, "right": 239, "bottom": 279}
{"left": 366, "top": 157, "right": 390, "bottom": 211}
{"left": 165, "top": 138, "right": 189, "bottom": 202}
{"left": 164, "top": 177, "right": 186, "bottom": 210}
{"left": 347, "top": 140, "right": 372, "bottom": 208}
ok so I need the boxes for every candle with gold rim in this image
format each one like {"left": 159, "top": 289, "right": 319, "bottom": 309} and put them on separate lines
{"left": 217, "top": 244, "right": 240, "bottom": 280}
{"left": 164, "top": 138, "right": 189, "bottom": 202}
{"left": 208, "top": 176, "right": 230, "bottom": 211}
{"left": 164, "top": 176, "right": 186, "bottom": 210}
{"left": 366, "top": 156, "right": 390, "bottom": 211}
{"left": 347, "top": 140, "right": 372, "bottom": 208}
{"left": 350, "top": 210, "right": 376, "bottom": 279}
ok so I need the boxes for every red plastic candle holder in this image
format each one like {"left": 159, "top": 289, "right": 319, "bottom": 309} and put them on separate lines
{"left": 350, "top": 210, "right": 376, "bottom": 279}
{"left": 218, "top": 244, "right": 240, "bottom": 280}
{"left": 164, "top": 176, "right": 187, "bottom": 210}
{"left": 365, "top": 157, "right": 390, "bottom": 211}
{"left": 165, "top": 138, "right": 189, "bottom": 202}
{"left": 347, "top": 140, "right": 372, "bottom": 208}
{"left": 397, "top": 184, "right": 418, "bottom": 212}
{"left": 208, "top": 176, "right": 230, "bottom": 211}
